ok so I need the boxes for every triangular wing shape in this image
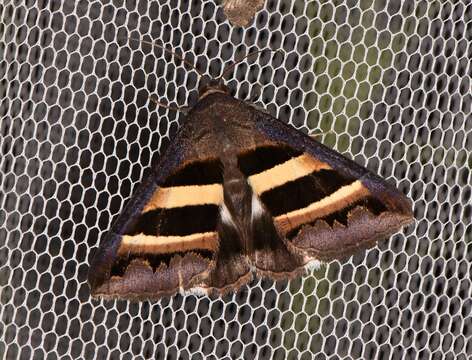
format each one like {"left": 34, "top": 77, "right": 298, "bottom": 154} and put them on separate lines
{"left": 241, "top": 112, "right": 414, "bottom": 262}
{"left": 88, "top": 127, "right": 243, "bottom": 299}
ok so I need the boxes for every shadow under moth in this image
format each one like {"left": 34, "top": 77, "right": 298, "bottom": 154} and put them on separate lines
{"left": 88, "top": 49, "right": 414, "bottom": 301}
{"left": 222, "top": 0, "right": 265, "bottom": 27}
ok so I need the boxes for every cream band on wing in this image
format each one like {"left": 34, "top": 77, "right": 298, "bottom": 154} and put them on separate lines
{"left": 142, "top": 184, "right": 224, "bottom": 212}
{"left": 248, "top": 154, "right": 331, "bottom": 194}
{"left": 275, "top": 180, "right": 370, "bottom": 234}
{"left": 117, "top": 232, "right": 219, "bottom": 256}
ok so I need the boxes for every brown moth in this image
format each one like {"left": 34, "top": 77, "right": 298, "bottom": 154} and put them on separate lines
{"left": 223, "top": 0, "right": 265, "bottom": 27}
{"left": 88, "top": 49, "right": 414, "bottom": 300}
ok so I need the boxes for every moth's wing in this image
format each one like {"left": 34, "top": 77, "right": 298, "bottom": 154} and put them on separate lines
{"left": 197, "top": 206, "right": 253, "bottom": 296}
{"left": 240, "top": 112, "right": 414, "bottom": 262}
{"left": 88, "top": 129, "right": 226, "bottom": 300}
{"left": 223, "top": 0, "right": 265, "bottom": 27}
{"left": 245, "top": 184, "right": 308, "bottom": 279}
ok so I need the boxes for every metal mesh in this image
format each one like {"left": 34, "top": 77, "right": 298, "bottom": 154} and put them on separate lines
{"left": 1, "top": 0, "right": 471, "bottom": 359}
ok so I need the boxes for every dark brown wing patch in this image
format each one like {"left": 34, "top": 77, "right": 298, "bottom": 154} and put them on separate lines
{"left": 290, "top": 206, "right": 412, "bottom": 261}
{"left": 250, "top": 194, "right": 306, "bottom": 278}
{"left": 259, "top": 169, "right": 353, "bottom": 216}
{"left": 273, "top": 180, "right": 371, "bottom": 235}
{"left": 238, "top": 145, "right": 371, "bottom": 228}
{"left": 251, "top": 115, "right": 413, "bottom": 261}
{"left": 163, "top": 159, "right": 223, "bottom": 186}
{"left": 237, "top": 142, "right": 411, "bottom": 262}
{"left": 201, "top": 218, "right": 252, "bottom": 295}
{"left": 90, "top": 158, "right": 225, "bottom": 299}
{"left": 238, "top": 145, "right": 302, "bottom": 176}
{"left": 126, "top": 205, "right": 220, "bottom": 236}
{"left": 93, "top": 253, "right": 212, "bottom": 300}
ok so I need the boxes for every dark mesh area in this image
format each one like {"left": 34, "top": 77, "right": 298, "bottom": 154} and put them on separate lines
{"left": 1, "top": 1, "right": 471, "bottom": 360}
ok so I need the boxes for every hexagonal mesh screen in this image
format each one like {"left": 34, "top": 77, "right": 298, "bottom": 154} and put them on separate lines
{"left": 1, "top": 0, "right": 471, "bottom": 359}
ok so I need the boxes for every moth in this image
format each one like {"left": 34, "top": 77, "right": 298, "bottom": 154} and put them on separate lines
{"left": 88, "top": 48, "right": 413, "bottom": 300}
{"left": 222, "top": 0, "right": 265, "bottom": 27}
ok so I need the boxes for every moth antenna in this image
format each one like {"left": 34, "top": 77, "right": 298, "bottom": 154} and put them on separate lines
{"left": 219, "top": 48, "right": 284, "bottom": 80}
{"left": 149, "top": 96, "right": 188, "bottom": 114}
{"left": 129, "top": 37, "right": 206, "bottom": 78}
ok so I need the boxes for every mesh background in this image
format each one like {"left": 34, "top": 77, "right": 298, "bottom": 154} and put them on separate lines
{"left": 1, "top": 0, "right": 471, "bottom": 359}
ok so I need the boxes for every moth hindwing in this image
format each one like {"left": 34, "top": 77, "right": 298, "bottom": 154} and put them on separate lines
{"left": 88, "top": 77, "right": 413, "bottom": 300}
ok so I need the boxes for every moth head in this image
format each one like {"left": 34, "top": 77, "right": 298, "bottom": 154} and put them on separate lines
{"left": 198, "top": 76, "right": 229, "bottom": 99}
